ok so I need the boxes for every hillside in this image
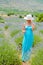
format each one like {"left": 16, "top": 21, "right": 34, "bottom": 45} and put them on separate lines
{"left": 0, "top": 0, "right": 43, "bottom": 12}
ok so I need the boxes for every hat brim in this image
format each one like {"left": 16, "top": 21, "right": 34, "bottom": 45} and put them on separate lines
{"left": 24, "top": 17, "right": 34, "bottom": 20}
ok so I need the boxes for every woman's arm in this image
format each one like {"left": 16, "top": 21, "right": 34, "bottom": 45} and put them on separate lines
{"left": 32, "top": 23, "right": 35, "bottom": 31}
{"left": 22, "top": 23, "right": 25, "bottom": 33}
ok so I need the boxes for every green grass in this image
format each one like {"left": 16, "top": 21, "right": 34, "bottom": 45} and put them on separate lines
{"left": 15, "top": 36, "right": 23, "bottom": 45}
{"left": 0, "top": 33, "right": 5, "bottom": 38}
{"left": 31, "top": 49, "right": 43, "bottom": 65}
{"left": 10, "top": 30, "right": 20, "bottom": 37}
{"left": 15, "top": 36, "right": 23, "bottom": 50}
{"left": 0, "top": 39, "right": 22, "bottom": 65}
{"left": 0, "top": 28, "right": 2, "bottom": 31}
{"left": 7, "top": 12, "right": 14, "bottom": 16}
{"left": 33, "top": 34, "right": 42, "bottom": 47}
{"left": 15, "top": 34, "right": 42, "bottom": 49}
{"left": 0, "top": 7, "right": 29, "bottom": 16}
{"left": 7, "top": 10, "right": 29, "bottom": 16}
{"left": 39, "top": 30, "right": 43, "bottom": 34}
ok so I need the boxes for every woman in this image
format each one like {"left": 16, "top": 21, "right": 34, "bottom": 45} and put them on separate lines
{"left": 22, "top": 14, "right": 35, "bottom": 65}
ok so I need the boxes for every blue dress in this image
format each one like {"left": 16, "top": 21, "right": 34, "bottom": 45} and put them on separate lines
{"left": 22, "top": 25, "right": 34, "bottom": 62}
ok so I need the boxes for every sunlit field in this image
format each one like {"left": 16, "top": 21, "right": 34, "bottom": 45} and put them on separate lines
{"left": 0, "top": 1, "right": 43, "bottom": 64}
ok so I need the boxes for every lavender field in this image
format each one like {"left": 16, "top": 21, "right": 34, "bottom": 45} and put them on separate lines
{"left": 0, "top": 14, "right": 43, "bottom": 65}
{"left": 0, "top": 0, "right": 43, "bottom": 65}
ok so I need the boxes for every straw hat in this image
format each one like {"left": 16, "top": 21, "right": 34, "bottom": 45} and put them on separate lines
{"left": 24, "top": 14, "right": 34, "bottom": 20}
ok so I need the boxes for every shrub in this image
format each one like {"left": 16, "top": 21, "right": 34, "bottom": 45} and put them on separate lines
{"left": 0, "top": 17, "right": 5, "bottom": 23}
{"left": 32, "top": 12, "right": 39, "bottom": 17}
{"left": 36, "top": 13, "right": 43, "bottom": 22}
{"left": 0, "top": 39, "right": 22, "bottom": 65}
{"left": 19, "top": 15, "right": 23, "bottom": 18}
{"left": 4, "top": 25, "right": 9, "bottom": 30}
{"left": 10, "top": 30, "right": 20, "bottom": 37}
{"left": 40, "top": 18, "right": 43, "bottom": 22}
{"left": 7, "top": 12, "right": 14, "bottom": 16}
